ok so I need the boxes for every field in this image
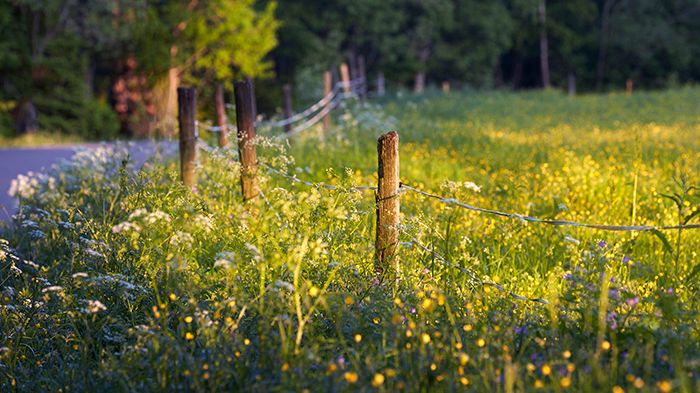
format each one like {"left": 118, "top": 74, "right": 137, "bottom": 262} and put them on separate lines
{"left": 1, "top": 87, "right": 700, "bottom": 392}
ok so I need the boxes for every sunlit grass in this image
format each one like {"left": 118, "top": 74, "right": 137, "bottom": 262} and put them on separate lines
{"left": 1, "top": 88, "right": 699, "bottom": 391}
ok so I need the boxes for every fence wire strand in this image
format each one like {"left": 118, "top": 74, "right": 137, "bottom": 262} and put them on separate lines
{"left": 400, "top": 183, "right": 700, "bottom": 232}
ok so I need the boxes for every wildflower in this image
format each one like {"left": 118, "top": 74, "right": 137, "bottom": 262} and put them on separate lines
{"left": 476, "top": 338, "right": 486, "bottom": 348}
{"left": 560, "top": 377, "right": 571, "bottom": 389}
{"left": 244, "top": 338, "right": 251, "bottom": 346}
{"left": 541, "top": 364, "right": 551, "bottom": 376}
{"left": 308, "top": 286, "right": 321, "bottom": 297}
{"left": 169, "top": 231, "right": 194, "bottom": 247}
{"left": 184, "top": 332, "right": 195, "bottom": 341}
{"left": 626, "top": 296, "right": 639, "bottom": 307}
{"left": 111, "top": 222, "right": 141, "bottom": 234}
{"left": 281, "top": 363, "right": 289, "bottom": 372}
{"left": 564, "top": 235, "right": 580, "bottom": 245}
{"left": 656, "top": 380, "right": 672, "bottom": 393}
{"left": 184, "top": 316, "right": 193, "bottom": 324}
{"left": 42, "top": 286, "right": 64, "bottom": 293}
{"left": 601, "top": 340, "right": 611, "bottom": 351}
{"left": 421, "top": 333, "right": 431, "bottom": 344}
{"left": 354, "top": 334, "right": 362, "bottom": 343}
{"left": 598, "top": 240, "right": 607, "bottom": 248}
{"left": 343, "top": 372, "right": 358, "bottom": 384}
{"left": 563, "top": 350, "right": 572, "bottom": 359}
{"left": 169, "top": 293, "right": 177, "bottom": 301}
{"left": 344, "top": 296, "right": 354, "bottom": 305}
{"left": 458, "top": 353, "right": 469, "bottom": 366}
{"left": 463, "top": 181, "right": 481, "bottom": 192}
{"left": 460, "top": 377, "right": 470, "bottom": 385}
{"left": 534, "top": 379, "right": 544, "bottom": 389}
{"left": 463, "top": 324, "right": 472, "bottom": 332}
{"left": 85, "top": 300, "right": 107, "bottom": 314}
{"left": 633, "top": 378, "right": 644, "bottom": 388}
{"left": 371, "top": 373, "right": 385, "bottom": 387}
{"left": 612, "top": 386, "right": 624, "bottom": 393}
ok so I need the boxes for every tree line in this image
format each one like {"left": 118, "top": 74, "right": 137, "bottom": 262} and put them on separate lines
{"left": 1, "top": 0, "right": 699, "bottom": 139}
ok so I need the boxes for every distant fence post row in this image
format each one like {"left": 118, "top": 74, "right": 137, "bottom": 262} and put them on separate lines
{"left": 176, "top": 74, "right": 399, "bottom": 276}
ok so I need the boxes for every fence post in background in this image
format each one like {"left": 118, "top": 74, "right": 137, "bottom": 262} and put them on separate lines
{"left": 282, "top": 84, "right": 293, "bottom": 133}
{"left": 177, "top": 86, "right": 197, "bottom": 190}
{"left": 626, "top": 79, "right": 633, "bottom": 96}
{"left": 376, "top": 72, "right": 385, "bottom": 97}
{"left": 234, "top": 80, "right": 259, "bottom": 201}
{"left": 340, "top": 63, "right": 351, "bottom": 95}
{"left": 358, "top": 55, "right": 367, "bottom": 99}
{"left": 215, "top": 83, "right": 229, "bottom": 147}
{"left": 375, "top": 131, "right": 400, "bottom": 278}
{"left": 323, "top": 70, "right": 332, "bottom": 131}
{"left": 442, "top": 81, "right": 450, "bottom": 94}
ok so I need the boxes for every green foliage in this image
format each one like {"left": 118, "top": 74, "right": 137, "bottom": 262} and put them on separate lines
{"left": 2, "top": 89, "right": 700, "bottom": 391}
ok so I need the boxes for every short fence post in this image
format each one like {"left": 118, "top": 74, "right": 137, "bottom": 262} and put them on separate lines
{"left": 442, "top": 81, "right": 450, "bottom": 94}
{"left": 626, "top": 78, "right": 633, "bottom": 96}
{"left": 282, "top": 84, "right": 293, "bottom": 133}
{"left": 234, "top": 79, "right": 259, "bottom": 201}
{"left": 322, "top": 70, "right": 332, "bottom": 131}
{"left": 375, "top": 131, "right": 400, "bottom": 278}
{"left": 177, "top": 86, "right": 197, "bottom": 190}
{"left": 215, "top": 83, "right": 229, "bottom": 147}
{"left": 376, "top": 72, "right": 385, "bottom": 97}
{"left": 340, "top": 63, "right": 351, "bottom": 95}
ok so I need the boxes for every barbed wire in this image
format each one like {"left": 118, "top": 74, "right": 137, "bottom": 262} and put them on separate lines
{"left": 399, "top": 228, "right": 550, "bottom": 305}
{"left": 400, "top": 183, "right": 700, "bottom": 232}
{"left": 260, "top": 162, "right": 377, "bottom": 192}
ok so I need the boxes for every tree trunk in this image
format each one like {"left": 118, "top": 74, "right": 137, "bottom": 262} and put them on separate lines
{"left": 538, "top": 0, "right": 550, "bottom": 89}
{"left": 596, "top": 0, "right": 615, "bottom": 90}
{"left": 414, "top": 47, "right": 430, "bottom": 94}
{"left": 568, "top": 72, "right": 576, "bottom": 96}
{"left": 14, "top": 100, "right": 38, "bottom": 135}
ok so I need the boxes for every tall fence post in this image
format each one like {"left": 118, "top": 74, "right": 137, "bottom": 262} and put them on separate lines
{"left": 376, "top": 72, "right": 385, "bottom": 97}
{"left": 234, "top": 79, "right": 259, "bottom": 201}
{"left": 323, "top": 70, "right": 332, "bottom": 131}
{"left": 626, "top": 79, "right": 633, "bottom": 96}
{"left": 215, "top": 83, "right": 229, "bottom": 147}
{"left": 340, "top": 63, "right": 351, "bottom": 95}
{"left": 177, "top": 86, "right": 197, "bottom": 190}
{"left": 283, "top": 84, "right": 293, "bottom": 133}
{"left": 375, "top": 131, "right": 400, "bottom": 278}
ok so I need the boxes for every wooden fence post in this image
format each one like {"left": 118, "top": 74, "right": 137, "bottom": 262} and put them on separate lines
{"left": 626, "top": 79, "right": 633, "bottom": 96}
{"left": 340, "top": 63, "right": 351, "bottom": 95}
{"left": 376, "top": 72, "right": 385, "bottom": 97}
{"left": 375, "top": 131, "right": 400, "bottom": 277}
{"left": 323, "top": 70, "right": 332, "bottom": 131}
{"left": 442, "top": 81, "right": 450, "bottom": 94}
{"left": 215, "top": 83, "right": 229, "bottom": 147}
{"left": 283, "top": 84, "right": 293, "bottom": 133}
{"left": 177, "top": 86, "right": 197, "bottom": 190}
{"left": 234, "top": 79, "right": 259, "bottom": 201}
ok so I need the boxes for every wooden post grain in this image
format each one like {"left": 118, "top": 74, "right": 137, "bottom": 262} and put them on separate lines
{"left": 323, "top": 70, "right": 332, "bottom": 131}
{"left": 340, "top": 63, "right": 351, "bottom": 95}
{"left": 283, "top": 84, "right": 293, "bottom": 133}
{"left": 375, "top": 131, "right": 400, "bottom": 277}
{"left": 177, "top": 86, "right": 197, "bottom": 190}
{"left": 215, "top": 83, "right": 229, "bottom": 147}
{"left": 376, "top": 72, "right": 385, "bottom": 97}
{"left": 234, "top": 80, "right": 259, "bottom": 201}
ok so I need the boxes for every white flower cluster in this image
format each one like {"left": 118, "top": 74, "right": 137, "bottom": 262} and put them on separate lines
{"left": 214, "top": 251, "right": 236, "bottom": 269}
{"left": 169, "top": 231, "right": 194, "bottom": 248}
{"left": 193, "top": 214, "right": 214, "bottom": 233}
{"left": 112, "top": 221, "right": 142, "bottom": 234}
{"left": 81, "top": 299, "right": 107, "bottom": 314}
{"left": 8, "top": 172, "right": 56, "bottom": 199}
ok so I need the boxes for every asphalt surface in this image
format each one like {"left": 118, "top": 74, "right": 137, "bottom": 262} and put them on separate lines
{"left": 0, "top": 141, "right": 175, "bottom": 222}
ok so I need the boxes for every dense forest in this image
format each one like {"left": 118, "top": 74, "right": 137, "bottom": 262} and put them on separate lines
{"left": 1, "top": 0, "right": 699, "bottom": 139}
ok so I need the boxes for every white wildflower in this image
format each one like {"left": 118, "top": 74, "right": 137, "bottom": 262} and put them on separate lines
{"left": 193, "top": 214, "right": 214, "bottom": 233}
{"left": 214, "top": 251, "right": 236, "bottom": 269}
{"left": 29, "top": 229, "right": 46, "bottom": 240}
{"left": 128, "top": 208, "right": 148, "bottom": 220}
{"left": 144, "top": 210, "right": 170, "bottom": 224}
{"left": 42, "top": 286, "right": 64, "bottom": 293}
{"left": 84, "top": 300, "right": 107, "bottom": 314}
{"left": 23, "top": 260, "right": 40, "bottom": 269}
{"left": 111, "top": 221, "right": 141, "bottom": 234}
{"left": 564, "top": 235, "right": 580, "bottom": 245}
{"left": 463, "top": 181, "right": 482, "bottom": 192}
{"left": 275, "top": 280, "right": 294, "bottom": 292}
{"left": 72, "top": 272, "right": 89, "bottom": 279}
{"left": 169, "top": 231, "right": 194, "bottom": 248}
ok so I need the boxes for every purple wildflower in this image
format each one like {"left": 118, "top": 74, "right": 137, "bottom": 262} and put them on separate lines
{"left": 626, "top": 296, "right": 639, "bottom": 307}
{"left": 598, "top": 240, "right": 607, "bottom": 248}
{"left": 622, "top": 256, "right": 631, "bottom": 264}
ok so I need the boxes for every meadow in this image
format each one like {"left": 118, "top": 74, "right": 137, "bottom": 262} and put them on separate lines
{"left": 1, "top": 87, "right": 699, "bottom": 392}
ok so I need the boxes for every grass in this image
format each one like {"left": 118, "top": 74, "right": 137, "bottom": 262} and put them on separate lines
{"left": 1, "top": 87, "right": 699, "bottom": 392}
{"left": 0, "top": 131, "right": 87, "bottom": 148}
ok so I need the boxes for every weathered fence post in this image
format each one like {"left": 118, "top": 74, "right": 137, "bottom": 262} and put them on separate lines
{"left": 376, "top": 72, "right": 385, "bottom": 97}
{"left": 283, "top": 84, "right": 293, "bottom": 133}
{"left": 626, "top": 79, "right": 633, "bottom": 96}
{"left": 340, "top": 63, "right": 351, "bottom": 95}
{"left": 234, "top": 80, "right": 259, "bottom": 201}
{"left": 323, "top": 70, "right": 332, "bottom": 131}
{"left": 214, "top": 83, "right": 229, "bottom": 147}
{"left": 177, "top": 86, "right": 197, "bottom": 190}
{"left": 375, "top": 131, "right": 400, "bottom": 277}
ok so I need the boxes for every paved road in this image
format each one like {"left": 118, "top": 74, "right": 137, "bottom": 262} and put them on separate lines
{"left": 0, "top": 141, "right": 175, "bottom": 221}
